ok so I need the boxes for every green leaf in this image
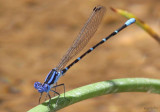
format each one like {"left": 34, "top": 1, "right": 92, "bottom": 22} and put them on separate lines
{"left": 28, "top": 78, "right": 160, "bottom": 112}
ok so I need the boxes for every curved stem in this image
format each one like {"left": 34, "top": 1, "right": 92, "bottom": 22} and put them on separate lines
{"left": 28, "top": 78, "right": 160, "bottom": 112}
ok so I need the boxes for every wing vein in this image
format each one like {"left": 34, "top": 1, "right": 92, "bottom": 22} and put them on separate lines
{"left": 56, "top": 6, "right": 106, "bottom": 70}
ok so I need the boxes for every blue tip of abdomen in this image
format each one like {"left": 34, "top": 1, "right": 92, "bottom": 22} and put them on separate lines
{"left": 125, "top": 18, "right": 136, "bottom": 26}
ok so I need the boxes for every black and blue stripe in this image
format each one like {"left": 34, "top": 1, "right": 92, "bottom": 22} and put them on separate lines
{"left": 44, "top": 69, "right": 59, "bottom": 85}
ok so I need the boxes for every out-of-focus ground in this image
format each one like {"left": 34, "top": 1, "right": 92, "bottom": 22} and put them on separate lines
{"left": 0, "top": 0, "right": 160, "bottom": 112}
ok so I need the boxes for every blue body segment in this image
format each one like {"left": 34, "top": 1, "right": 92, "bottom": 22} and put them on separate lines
{"left": 48, "top": 71, "right": 56, "bottom": 84}
{"left": 65, "top": 67, "right": 68, "bottom": 71}
{"left": 34, "top": 82, "right": 51, "bottom": 93}
{"left": 115, "top": 30, "right": 118, "bottom": 34}
{"left": 90, "top": 48, "right": 94, "bottom": 51}
{"left": 125, "top": 18, "right": 136, "bottom": 26}
{"left": 45, "top": 69, "right": 62, "bottom": 86}
{"left": 102, "top": 38, "right": 106, "bottom": 42}
{"left": 77, "top": 57, "right": 81, "bottom": 60}
{"left": 44, "top": 70, "right": 52, "bottom": 83}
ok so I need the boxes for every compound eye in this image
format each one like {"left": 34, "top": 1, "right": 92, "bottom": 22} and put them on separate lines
{"left": 34, "top": 82, "right": 42, "bottom": 89}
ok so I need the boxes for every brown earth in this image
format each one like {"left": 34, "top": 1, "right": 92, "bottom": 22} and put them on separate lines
{"left": 0, "top": 0, "right": 160, "bottom": 112}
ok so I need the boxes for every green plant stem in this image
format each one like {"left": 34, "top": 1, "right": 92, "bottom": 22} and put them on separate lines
{"left": 28, "top": 78, "right": 160, "bottom": 112}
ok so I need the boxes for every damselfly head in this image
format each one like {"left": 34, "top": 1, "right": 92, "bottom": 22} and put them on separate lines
{"left": 34, "top": 82, "right": 51, "bottom": 93}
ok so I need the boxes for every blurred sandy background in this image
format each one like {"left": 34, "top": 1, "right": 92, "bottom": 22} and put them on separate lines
{"left": 0, "top": 0, "right": 160, "bottom": 112}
